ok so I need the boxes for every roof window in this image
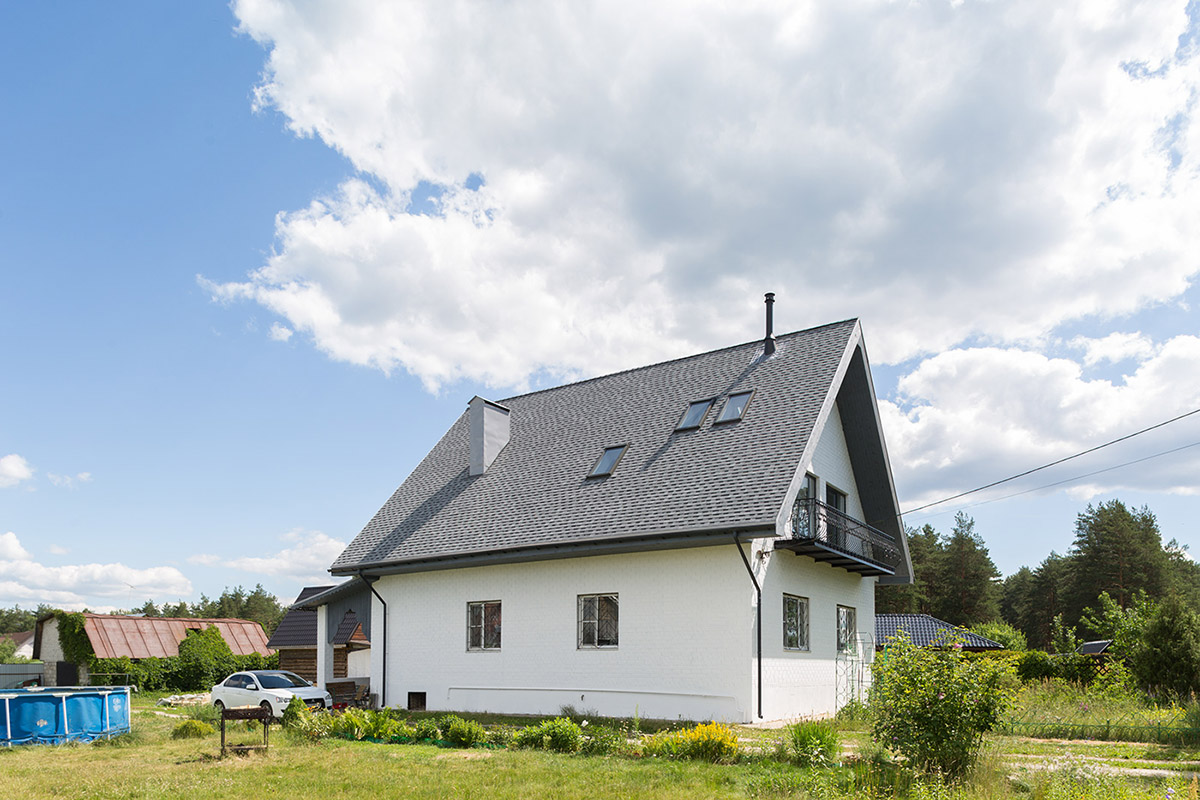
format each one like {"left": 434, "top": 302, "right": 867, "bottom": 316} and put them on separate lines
{"left": 675, "top": 399, "right": 714, "bottom": 431}
{"left": 715, "top": 390, "right": 754, "bottom": 424}
{"left": 588, "top": 445, "right": 627, "bottom": 477}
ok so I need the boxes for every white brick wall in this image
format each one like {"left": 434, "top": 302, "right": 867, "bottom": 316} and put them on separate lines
{"left": 809, "top": 402, "right": 865, "bottom": 522}
{"left": 374, "top": 545, "right": 754, "bottom": 722}
{"left": 758, "top": 544, "right": 875, "bottom": 719}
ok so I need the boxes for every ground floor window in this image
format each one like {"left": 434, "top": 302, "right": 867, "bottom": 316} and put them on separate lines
{"left": 783, "top": 594, "right": 809, "bottom": 650}
{"left": 578, "top": 594, "right": 618, "bottom": 648}
{"left": 836, "top": 605, "right": 857, "bottom": 653}
{"left": 467, "top": 601, "right": 501, "bottom": 650}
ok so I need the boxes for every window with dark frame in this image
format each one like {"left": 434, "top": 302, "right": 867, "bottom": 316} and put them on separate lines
{"left": 588, "top": 445, "right": 627, "bottom": 477}
{"left": 826, "top": 484, "right": 847, "bottom": 514}
{"left": 578, "top": 593, "right": 619, "bottom": 648}
{"left": 836, "top": 605, "right": 856, "bottom": 654}
{"left": 783, "top": 594, "right": 809, "bottom": 651}
{"left": 716, "top": 390, "right": 754, "bottom": 423}
{"left": 675, "top": 398, "right": 714, "bottom": 430}
{"left": 467, "top": 600, "right": 502, "bottom": 650}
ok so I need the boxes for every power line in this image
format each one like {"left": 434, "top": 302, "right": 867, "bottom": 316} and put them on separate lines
{"left": 908, "top": 439, "right": 1200, "bottom": 521}
{"left": 901, "top": 406, "right": 1200, "bottom": 516}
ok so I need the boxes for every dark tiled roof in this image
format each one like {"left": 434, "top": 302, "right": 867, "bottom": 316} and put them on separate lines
{"left": 332, "top": 611, "right": 368, "bottom": 646}
{"left": 875, "top": 614, "right": 1003, "bottom": 650}
{"left": 1077, "top": 640, "right": 1112, "bottom": 655}
{"left": 334, "top": 321, "right": 868, "bottom": 573}
{"left": 267, "top": 586, "right": 333, "bottom": 649}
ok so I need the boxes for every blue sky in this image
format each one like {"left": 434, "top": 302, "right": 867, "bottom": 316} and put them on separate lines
{"left": 2, "top": 1, "right": 1198, "bottom": 611}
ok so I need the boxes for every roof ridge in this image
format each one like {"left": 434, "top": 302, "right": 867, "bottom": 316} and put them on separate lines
{"left": 497, "top": 318, "right": 859, "bottom": 404}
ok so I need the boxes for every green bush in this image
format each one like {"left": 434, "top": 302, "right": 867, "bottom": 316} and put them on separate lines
{"left": 175, "top": 627, "right": 236, "bottom": 691}
{"left": 331, "top": 708, "right": 371, "bottom": 740}
{"left": 410, "top": 717, "right": 439, "bottom": 741}
{"left": 869, "top": 632, "right": 1015, "bottom": 777}
{"left": 1016, "top": 650, "right": 1057, "bottom": 682}
{"left": 1131, "top": 595, "right": 1200, "bottom": 701}
{"left": 442, "top": 715, "right": 488, "bottom": 748}
{"left": 282, "top": 695, "right": 310, "bottom": 728}
{"left": 171, "top": 719, "right": 215, "bottom": 739}
{"left": 513, "top": 717, "right": 583, "bottom": 753}
{"left": 787, "top": 719, "right": 840, "bottom": 767}
{"left": 970, "top": 621, "right": 1027, "bottom": 651}
{"left": 642, "top": 722, "right": 740, "bottom": 763}
{"left": 579, "top": 723, "right": 627, "bottom": 755}
{"left": 184, "top": 703, "right": 219, "bottom": 724}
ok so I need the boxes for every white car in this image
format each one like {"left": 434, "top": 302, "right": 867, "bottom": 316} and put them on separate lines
{"left": 210, "top": 670, "right": 333, "bottom": 718}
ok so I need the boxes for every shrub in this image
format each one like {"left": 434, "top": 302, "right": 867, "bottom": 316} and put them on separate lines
{"left": 970, "top": 621, "right": 1027, "bottom": 652}
{"left": 643, "top": 722, "right": 740, "bottom": 763}
{"left": 332, "top": 708, "right": 371, "bottom": 740}
{"left": 834, "top": 699, "right": 871, "bottom": 729}
{"left": 787, "top": 719, "right": 840, "bottom": 767}
{"left": 487, "top": 727, "right": 516, "bottom": 748}
{"left": 171, "top": 719, "right": 215, "bottom": 739}
{"left": 175, "top": 627, "right": 236, "bottom": 691}
{"left": 184, "top": 703, "right": 219, "bottom": 724}
{"left": 513, "top": 717, "right": 583, "bottom": 753}
{"left": 412, "top": 717, "right": 441, "bottom": 742}
{"left": 1016, "top": 650, "right": 1057, "bottom": 682}
{"left": 869, "top": 632, "right": 1015, "bottom": 777}
{"left": 1131, "top": 595, "right": 1200, "bottom": 701}
{"left": 443, "top": 715, "right": 488, "bottom": 748}
{"left": 580, "top": 723, "right": 627, "bottom": 756}
{"left": 282, "top": 695, "right": 310, "bottom": 728}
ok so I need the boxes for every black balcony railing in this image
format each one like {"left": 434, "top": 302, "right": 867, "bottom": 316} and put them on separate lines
{"left": 779, "top": 498, "right": 902, "bottom": 575}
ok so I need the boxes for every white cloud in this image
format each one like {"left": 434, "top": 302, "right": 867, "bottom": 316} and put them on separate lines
{"left": 0, "top": 454, "right": 34, "bottom": 488}
{"left": 47, "top": 471, "right": 93, "bottom": 489}
{"left": 48, "top": 544, "right": 69, "bottom": 555}
{"left": 881, "top": 335, "right": 1200, "bottom": 509}
{"left": 0, "top": 532, "right": 31, "bottom": 561}
{"left": 189, "top": 528, "right": 346, "bottom": 584}
{"left": 0, "top": 532, "right": 193, "bottom": 609}
{"left": 268, "top": 322, "right": 294, "bottom": 342}
{"left": 1071, "top": 332, "right": 1158, "bottom": 366}
{"left": 205, "top": 0, "right": 1200, "bottom": 391}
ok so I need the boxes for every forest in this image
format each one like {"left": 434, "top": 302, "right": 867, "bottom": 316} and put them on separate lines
{"left": 878, "top": 499, "right": 1200, "bottom": 651}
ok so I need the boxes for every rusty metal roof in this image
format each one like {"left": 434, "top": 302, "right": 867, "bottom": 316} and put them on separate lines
{"left": 82, "top": 613, "right": 273, "bottom": 659}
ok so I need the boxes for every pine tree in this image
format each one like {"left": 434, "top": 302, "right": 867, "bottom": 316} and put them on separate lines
{"left": 928, "top": 513, "right": 1000, "bottom": 626}
{"left": 1066, "top": 500, "right": 1167, "bottom": 626}
{"left": 876, "top": 524, "right": 941, "bottom": 614}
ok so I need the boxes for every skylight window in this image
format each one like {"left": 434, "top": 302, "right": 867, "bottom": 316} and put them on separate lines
{"left": 675, "top": 399, "right": 714, "bottom": 431}
{"left": 588, "top": 445, "right": 627, "bottom": 477}
{"left": 716, "top": 391, "right": 754, "bottom": 424}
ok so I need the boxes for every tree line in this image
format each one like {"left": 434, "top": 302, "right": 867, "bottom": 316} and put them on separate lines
{"left": 0, "top": 584, "right": 288, "bottom": 638}
{"left": 878, "top": 499, "right": 1200, "bottom": 650}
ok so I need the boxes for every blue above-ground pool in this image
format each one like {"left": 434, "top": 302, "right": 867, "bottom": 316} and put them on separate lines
{"left": 1, "top": 686, "right": 131, "bottom": 746}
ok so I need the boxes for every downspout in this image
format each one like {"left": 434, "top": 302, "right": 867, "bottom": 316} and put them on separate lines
{"left": 358, "top": 572, "right": 387, "bottom": 708}
{"left": 734, "top": 533, "right": 763, "bottom": 720}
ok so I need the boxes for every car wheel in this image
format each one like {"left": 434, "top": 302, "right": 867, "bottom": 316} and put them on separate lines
{"left": 213, "top": 699, "right": 224, "bottom": 713}
{"left": 260, "top": 700, "right": 274, "bottom": 718}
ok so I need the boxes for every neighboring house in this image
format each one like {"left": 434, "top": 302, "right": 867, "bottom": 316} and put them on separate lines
{"left": 268, "top": 585, "right": 371, "bottom": 683}
{"left": 1, "top": 630, "right": 35, "bottom": 660}
{"left": 1077, "top": 640, "right": 1113, "bottom": 655}
{"left": 33, "top": 613, "right": 273, "bottom": 686}
{"left": 311, "top": 303, "right": 912, "bottom": 722}
{"left": 875, "top": 614, "right": 1003, "bottom": 652}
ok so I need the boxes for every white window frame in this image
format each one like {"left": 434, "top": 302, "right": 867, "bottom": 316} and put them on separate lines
{"left": 577, "top": 593, "right": 619, "bottom": 649}
{"left": 783, "top": 594, "right": 809, "bottom": 651}
{"left": 836, "top": 605, "right": 857, "bottom": 654}
{"left": 467, "top": 600, "right": 502, "bottom": 651}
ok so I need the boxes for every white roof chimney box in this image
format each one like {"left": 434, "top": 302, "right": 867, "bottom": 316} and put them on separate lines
{"left": 468, "top": 396, "right": 511, "bottom": 476}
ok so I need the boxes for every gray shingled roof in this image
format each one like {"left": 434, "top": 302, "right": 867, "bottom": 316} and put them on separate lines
{"left": 333, "top": 320, "right": 869, "bottom": 574}
{"left": 875, "top": 614, "right": 1003, "bottom": 650}
{"left": 267, "top": 586, "right": 332, "bottom": 648}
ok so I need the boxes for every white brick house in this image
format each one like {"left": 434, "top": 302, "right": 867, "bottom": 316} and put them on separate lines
{"left": 310, "top": 306, "right": 910, "bottom": 722}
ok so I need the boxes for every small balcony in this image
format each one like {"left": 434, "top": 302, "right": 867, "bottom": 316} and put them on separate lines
{"left": 775, "top": 498, "right": 901, "bottom": 576}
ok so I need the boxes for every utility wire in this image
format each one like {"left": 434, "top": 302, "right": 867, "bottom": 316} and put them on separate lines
{"left": 907, "top": 439, "right": 1200, "bottom": 521}
{"left": 901, "top": 406, "right": 1200, "bottom": 516}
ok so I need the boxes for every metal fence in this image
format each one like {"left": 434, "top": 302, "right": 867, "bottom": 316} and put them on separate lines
{"left": 1002, "top": 706, "right": 1200, "bottom": 745}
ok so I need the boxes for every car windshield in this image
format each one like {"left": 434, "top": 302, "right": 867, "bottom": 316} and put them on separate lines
{"left": 256, "top": 672, "right": 311, "bottom": 689}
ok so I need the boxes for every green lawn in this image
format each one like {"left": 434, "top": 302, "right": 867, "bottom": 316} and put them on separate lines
{"left": 1, "top": 696, "right": 1198, "bottom": 800}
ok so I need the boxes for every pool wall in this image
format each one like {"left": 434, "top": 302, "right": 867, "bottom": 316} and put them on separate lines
{"left": 1, "top": 686, "right": 131, "bottom": 745}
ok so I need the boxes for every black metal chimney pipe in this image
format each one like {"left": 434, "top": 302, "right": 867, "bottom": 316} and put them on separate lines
{"left": 764, "top": 292, "right": 776, "bottom": 355}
